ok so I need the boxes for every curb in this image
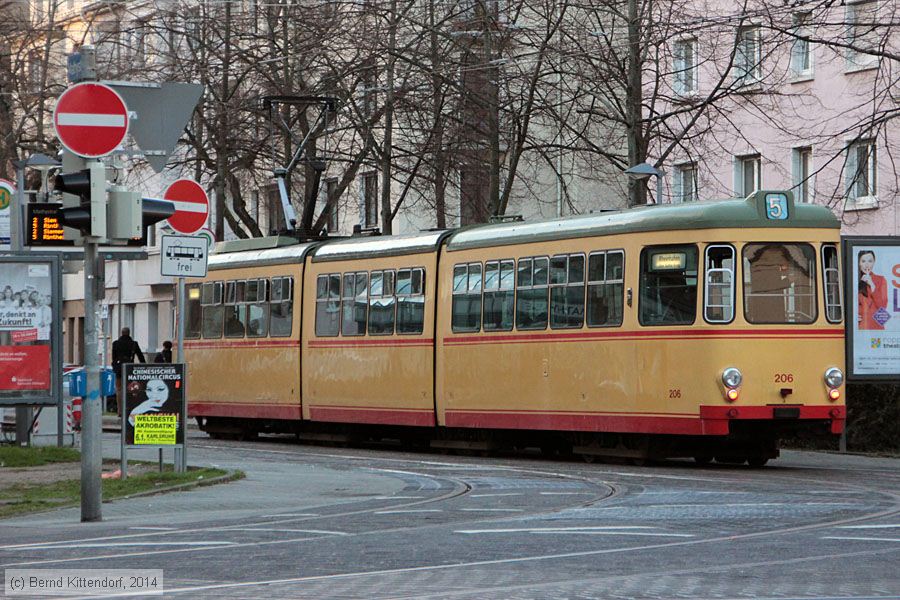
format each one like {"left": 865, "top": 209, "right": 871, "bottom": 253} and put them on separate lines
{"left": 107, "top": 468, "right": 245, "bottom": 502}
{"left": 0, "top": 468, "right": 245, "bottom": 521}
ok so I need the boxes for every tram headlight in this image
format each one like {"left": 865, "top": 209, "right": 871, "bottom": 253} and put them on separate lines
{"left": 722, "top": 367, "right": 743, "bottom": 389}
{"left": 824, "top": 367, "right": 844, "bottom": 389}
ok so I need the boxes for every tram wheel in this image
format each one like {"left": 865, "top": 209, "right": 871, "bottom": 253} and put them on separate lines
{"left": 747, "top": 456, "right": 769, "bottom": 468}
{"left": 693, "top": 455, "right": 713, "bottom": 465}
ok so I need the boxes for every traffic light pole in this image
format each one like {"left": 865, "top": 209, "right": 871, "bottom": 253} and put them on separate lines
{"left": 81, "top": 239, "right": 103, "bottom": 521}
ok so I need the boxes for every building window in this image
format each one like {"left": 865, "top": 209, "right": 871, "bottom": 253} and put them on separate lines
{"left": 673, "top": 38, "right": 697, "bottom": 95}
{"left": 790, "top": 12, "right": 813, "bottom": 77}
{"left": 846, "top": 1, "right": 879, "bottom": 70}
{"left": 734, "top": 26, "right": 762, "bottom": 85}
{"left": 846, "top": 139, "right": 877, "bottom": 204}
{"left": 325, "top": 178, "right": 339, "bottom": 233}
{"left": 792, "top": 147, "right": 813, "bottom": 203}
{"left": 265, "top": 183, "right": 285, "bottom": 233}
{"left": 361, "top": 172, "right": 378, "bottom": 228}
{"left": 735, "top": 154, "right": 761, "bottom": 198}
{"left": 673, "top": 164, "right": 698, "bottom": 203}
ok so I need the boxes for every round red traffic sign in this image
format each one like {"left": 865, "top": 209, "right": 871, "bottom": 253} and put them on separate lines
{"left": 53, "top": 83, "right": 129, "bottom": 158}
{"left": 164, "top": 179, "right": 209, "bottom": 235}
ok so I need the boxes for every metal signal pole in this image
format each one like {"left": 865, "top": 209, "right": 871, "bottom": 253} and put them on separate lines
{"left": 81, "top": 238, "right": 102, "bottom": 521}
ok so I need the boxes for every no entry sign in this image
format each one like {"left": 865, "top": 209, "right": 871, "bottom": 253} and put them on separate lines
{"left": 164, "top": 179, "right": 209, "bottom": 235}
{"left": 53, "top": 83, "right": 129, "bottom": 158}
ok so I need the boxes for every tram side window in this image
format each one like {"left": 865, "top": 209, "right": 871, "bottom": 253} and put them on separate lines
{"left": 550, "top": 254, "right": 585, "bottom": 329}
{"left": 246, "top": 278, "right": 268, "bottom": 337}
{"left": 397, "top": 268, "right": 425, "bottom": 334}
{"left": 587, "top": 250, "right": 624, "bottom": 327}
{"left": 483, "top": 260, "right": 514, "bottom": 331}
{"left": 269, "top": 276, "right": 294, "bottom": 337}
{"left": 369, "top": 270, "right": 396, "bottom": 335}
{"left": 341, "top": 272, "right": 368, "bottom": 336}
{"left": 704, "top": 245, "right": 735, "bottom": 323}
{"left": 185, "top": 283, "right": 202, "bottom": 339}
{"left": 743, "top": 243, "right": 816, "bottom": 324}
{"left": 452, "top": 263, "right": 482, "bottom": 332}
{"left": 315, "top": 273, "right": 341, "bottom": 337}
{"left": 639, "top": 246, "right": 699, "bottom": 326}
{"left": 200, "top": 281, "right": 224, "bottom": 338}
{"left": 224, "top": 280, "right": 247, "bottom": 338}
{"left": 516, "top": 257, "right": 549, "bottom": 330}
{"left": 822, "top": 245, "right": 842, "bottom": 323}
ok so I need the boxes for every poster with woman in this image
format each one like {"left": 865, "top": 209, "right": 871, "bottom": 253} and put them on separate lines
{"left": 0, "top": 261, "right": 54, "bottom": 394}
{"left": 122, "top": 364, "right": 185, "bottom": 446}
{"left": 847, "top": 240, "right": 900, "bottom": 379}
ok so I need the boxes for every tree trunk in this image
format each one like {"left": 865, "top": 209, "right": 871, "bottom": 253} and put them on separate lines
{"left": 626, "top": 0, "right": 648, "bottom": 207}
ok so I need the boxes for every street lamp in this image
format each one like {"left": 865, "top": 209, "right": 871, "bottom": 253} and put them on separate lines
{"left": 624, "top": 162, "right": 664, "bottom": 205}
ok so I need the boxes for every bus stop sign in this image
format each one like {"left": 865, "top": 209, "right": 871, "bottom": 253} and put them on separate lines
{"left": 160, "top": 235, "right": 208, "bottom": 278}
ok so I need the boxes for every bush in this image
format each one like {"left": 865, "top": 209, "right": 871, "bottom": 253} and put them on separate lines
{"left": 846, "top": 383, "right": 900, "bottom": 452}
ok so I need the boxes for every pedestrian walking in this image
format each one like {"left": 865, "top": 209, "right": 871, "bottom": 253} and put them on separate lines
{"left": 110, "top": 327, "right": 146, "bottom": 413}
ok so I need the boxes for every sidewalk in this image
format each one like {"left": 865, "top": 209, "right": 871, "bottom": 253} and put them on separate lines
{"left": 1, "top": 432, "right": 405, "bottom": 530}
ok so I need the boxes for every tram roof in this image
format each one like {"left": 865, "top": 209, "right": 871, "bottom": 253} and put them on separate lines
{"left": 445, "top": 190, "right": 839, "bottom": 251}
{"left": 208, "top": 240, "right": 318, "bottom": 270}
{"left": 310, "top": 230, "right": 450, "bottom": 262}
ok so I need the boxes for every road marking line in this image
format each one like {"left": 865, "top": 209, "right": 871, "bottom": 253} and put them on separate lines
{"left": 469, "top": 493, "right": 522, "bottom": 498}
{"left": 539, "top": 492, "right": 588, "bottom": 496}
{"left": 837, "top": 524, "right": 900, "bottom": 529}
{"left": 22, "top": 541, "right": 236, "bottom": 550}
{"left": 260, "top": 513, "right": 320, "bottom": 518}
{"left": 374, "top": 509, "right": 442, "bottom": 514}
{"left": 822, "top": 536, "right": 900, "bottom": 543}
{"left": 458, "top": 508, "right": 523, "bottom": 512}
{"left": 224, "top": 528, "right": 348, "bottom": 536}
{"left": 128, "top": 527, "right": 177, "bottom": 531}
{"left": 529, "top": 531, "right": 694, "bottom": 538}
{"left": 456, "top": 526, "right": 660, "bottom": 534}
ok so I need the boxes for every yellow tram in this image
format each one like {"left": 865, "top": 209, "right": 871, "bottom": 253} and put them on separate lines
{"left": 185, "top": 190, "right": 845, "bottom": 465}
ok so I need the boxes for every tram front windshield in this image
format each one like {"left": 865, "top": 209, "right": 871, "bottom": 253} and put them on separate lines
{"left": 743, "top": 243, "right": 817, "bottom": 324}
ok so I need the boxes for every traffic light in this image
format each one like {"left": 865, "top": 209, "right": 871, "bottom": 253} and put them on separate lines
{"left": 54, "top": 161, "right": 176, "bottom": 243}
{"left": 55, "top": 162, "right": 106, "bottom": 238}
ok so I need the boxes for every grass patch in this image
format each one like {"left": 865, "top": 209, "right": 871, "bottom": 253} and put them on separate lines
{"left": 0, "top": 446, "right": 80, "bottom": 468}
{"left": 0, "top": 467, "right": 241, "bottom": 520}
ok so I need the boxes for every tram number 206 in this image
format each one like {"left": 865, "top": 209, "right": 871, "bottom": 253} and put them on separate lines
{"left": 774, "top": 373, "right": 794, "bottom": 383}
{"left": 668, "top": 389, "right": 682, "bottom": 399}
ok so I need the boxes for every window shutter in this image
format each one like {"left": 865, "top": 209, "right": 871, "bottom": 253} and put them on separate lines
{"left": 672, "top": 169, "right": 683, "bottom": 203}
{"left": 845, "top": 144, "right": 858, "bottom": 200}
{"left": 733, "top": 157, "right": 743, "bottom": 198}
{"left": 791, "top": 149, "right": 802, "bottom": 198}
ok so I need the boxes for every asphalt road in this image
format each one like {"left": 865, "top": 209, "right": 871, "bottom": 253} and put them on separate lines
{"left": 2, "top": 432, "right": 899, "bottom": 599}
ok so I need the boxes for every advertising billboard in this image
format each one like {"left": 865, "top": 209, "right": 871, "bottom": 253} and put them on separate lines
{"left": 0, "top": 255, "right": 62, "bottom": 406}
{"left": 122, "top": 363, "right": 185, "bottom": 447}
{"left": 844, "top": 238, "right": 900, "bottom": 380}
